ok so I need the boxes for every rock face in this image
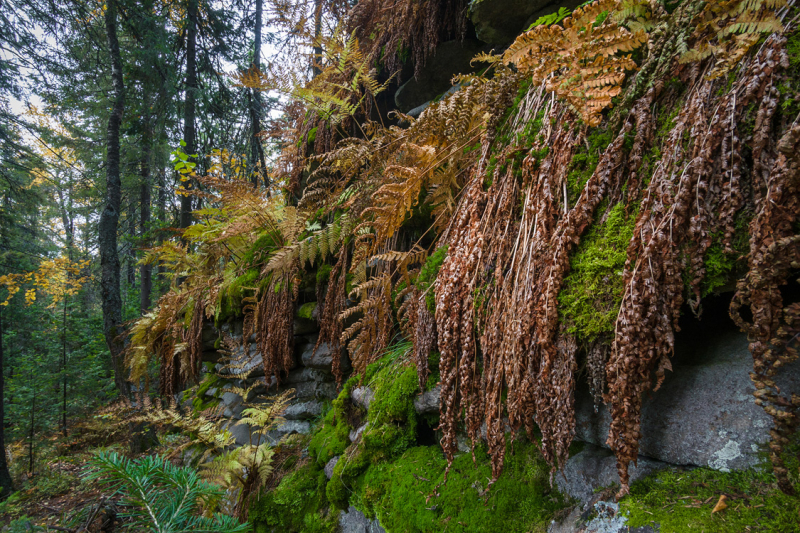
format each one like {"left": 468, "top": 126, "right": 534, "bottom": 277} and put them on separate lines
{"left": 339, "top": 506, "right": 386, "bottom": 533}
{"left": 299, "top": 336, "right": 351, "bottom": 373}
{"left": 574, "top": 312, "right": 800, "bottom": 471}
{"left": 414, "top": 385, "right": 440, "bottom": 415}
{"left": 469, "top": 0, "right": 553, "bottom": 45}
{"left": 222, "top": 343, "right": 264, "bottom": 377}
{"left": 394, "top": 39, "right": 488, "bottom": 112}
{"left": 351, "top": 386, "right": 374, "bottom": 411}
{"left": 324, "top": 456, "right": 340, "bottom": 480}
{"left": 548, "top": 497, "right": 660, "bottom": 533}
{"left": 283, "top": 400, "right": 323, "bottom": 420}
{"left": 556, "top": 445, "right": 670, "bottom": 504}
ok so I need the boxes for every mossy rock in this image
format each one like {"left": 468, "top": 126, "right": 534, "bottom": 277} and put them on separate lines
{"left": 351, "top": 440, "right": 569, "bottom": 532}
{"left": 309, "top": 378, "right": 361, "bottom": 465}
{"left": 249, "top": 462, "right": 338, "bottom": 533}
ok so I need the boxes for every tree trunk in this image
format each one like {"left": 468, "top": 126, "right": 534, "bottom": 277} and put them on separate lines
{"left": 61, "top": 296, "right": 68, "bottom": 437}
{"left": 248, "top": 0, "right": 269, "bottom": 189}
{"left": 179, "top": 0, "right": 198, "bottom": 230}
{"left": 28, "top": 374, "right": 35, "bottom": 474}
{"left": 100, "top": 0, "right": 131, "bottom": 399}
{"left": 0, "top": 310, "right": 14, "bottom": 500}
{"left": 127, "top": 195, "right": 137, "bottom": 287}
{"left": 140, "top": 125, "right": 152, "bottom": 313}
{"left": 313, "top": 0, "right": 323, "bottom": 77}
{"left": 157, "top": 167, "right": 167, "bottom": 296}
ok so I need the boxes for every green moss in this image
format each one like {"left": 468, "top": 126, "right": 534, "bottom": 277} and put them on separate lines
{"left": 217, "top": 267, "right": 260, "bottom": 324}
{"left": 326, "top": 446, "right": 372, "bottom": 509}
{"left": 416, "top": 246, "right": 447, "bottom": 313}
{"left": 249, "top": 462, "right": 338, "bottom": 533}
{"left": 362, "top": 357, "right": 419, "bottom": 461}
{"left": 353, "top": 439, "right": 569, "bottom": 533}
{"left": 241, "top": 230, "right": 281, "bottom": 268}
{"left": 297, "top": 302, "right": 317, "bottom": 321}
{"left": 559, "top": 202, "right": 636, "bottom": 343}
{"left": 316, "top": 263, "right": 333, "bottom": 285}
{"left": 695, "top": 212, "right": 751, "bottom": 297}
{"left": 566, "top": 128, "right": 614, "bottom": 202}
{"left": 621, "top": 466, "right": 800, "bottom": 533}
{"left": 308, "top": 378, "right": 359, "bottom": 465}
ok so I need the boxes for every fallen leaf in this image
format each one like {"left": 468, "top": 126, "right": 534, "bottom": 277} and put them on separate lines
{"left": 712, "top": 495, "right": 728, "bottom": 514}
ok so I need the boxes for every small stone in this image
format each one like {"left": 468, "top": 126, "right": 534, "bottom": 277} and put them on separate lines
{"left": 223, "top": 402, "right": 245, "bottom": 419}
{"left": 284, "top": 400, "right": 323, "bottom": 420}
{"left": 266, "top": 420, "right": 311, "bottom": 445}
{"left": 295, "top": 380, "right": 339, "bottom": 400}
{"left": 414, "top": 385, "right": 440, "bottom": 415}
{"left": 325, "top": 456, "right": 340, "bottom": 480}
{"left": 350, "top": 423, "right": 368, "bottom": 443}
{"left": 339, "top": 506, "right": 386, "bottom": 533}
{"left": 219, "top": 344, "right": 264, "bottom": 378}
{"left": 221, "top": 391, "right": 243, "bottom": 408}
{"left": 285, "top": 367, "right": 332, "bottom": 385}
{"left": 555, "top": 444, "right": 669, "bottom": 505}
{"left": 351, "top": 387, "right": 374, "bottom": 411}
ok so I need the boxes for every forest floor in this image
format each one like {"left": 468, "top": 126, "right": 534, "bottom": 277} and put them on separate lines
{"left": 0, "top": 404, "right": 184, "bottom": 532}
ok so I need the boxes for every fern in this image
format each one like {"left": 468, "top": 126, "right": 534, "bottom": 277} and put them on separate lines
{"left": 681, "top": 0, "right": 787, "bottom": 79}
{"left": 503, "top": 0, "right": 647, "bottom": 126}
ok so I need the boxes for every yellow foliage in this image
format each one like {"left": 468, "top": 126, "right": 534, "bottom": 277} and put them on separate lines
{"left": 0, "top": 257, "right": 91, "bottom": 308}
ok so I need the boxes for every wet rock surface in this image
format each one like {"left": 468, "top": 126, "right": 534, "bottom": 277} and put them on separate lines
{"left": 283, "top": 400, "right": 323, "bottom": 420}
{"left": 413, "top": 385, "right": 441, "bottom": 415}
{"left": 548, "top": 495, "right": 660, "bottom": 533}
{"left": 556, "top": 444, "right": 670, "bottom": 504}
{"left": 351, "top": 386, "right": 374, "bottom": 411}
{"left": 324, "top": 456, "right": 340, "bottom": 480}
{"left": 339, "top": 506, "right": 386, "bottom": 533}
{"left": 394, "top": 39, "right": 488, "bottom": 112}
{"left": 574, "top": 312, "right": 800, "bottom": 471}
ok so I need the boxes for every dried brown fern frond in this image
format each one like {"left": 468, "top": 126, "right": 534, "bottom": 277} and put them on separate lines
{"left": 681, "top": 0, "right": 787, "bottom": 79}
{"left": 607, "top": 35, "right": 790, "bottom": 497}
{"left": 731, "top": 122, "right": 800, "bottom": 495}
{"left": 341, "top": 271, "right": 394, "bottom": 377}
{"left": 255, "top": 268, "right": 299, "bottom": 386}
{"left": 503, "top": 0, "right": 647, "bottom": 126}
{"left": 315, "top": 247, "right": 350, "bottom": 386}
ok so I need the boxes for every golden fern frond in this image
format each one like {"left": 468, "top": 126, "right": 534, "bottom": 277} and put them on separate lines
{"left": 503, "top": 0, "right": 646, "bottom": 126}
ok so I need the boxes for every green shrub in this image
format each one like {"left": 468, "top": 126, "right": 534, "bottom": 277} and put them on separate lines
{"left": 85, "top": 451, "right": 250, "bottom": 532}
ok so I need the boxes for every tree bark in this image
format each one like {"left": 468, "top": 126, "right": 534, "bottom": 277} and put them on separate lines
{"left": 0, "top": 309, "right": 14, "bottom": 500}
{"left": 157, "top": 167, "right": 167, "bottom": 296}
{"left": 248, "top": 0, "right": 269, "bottom": 189}
{"left": 179, "top": 0, "right": 198, "bottom": 230}
{"left": 140, "top": 122, "right": 152, "bottom": 313}
{"left": 313, "top": 0, "right": 323, "bottom": 77}
{"left": 100, "top": 0, "right": 131, "bottom": 398}
{"left": 61, "top": 295, "right": 68, "bottom": 437}
{"left": 127, "top": 194, "right": 137, "bottom": 287}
